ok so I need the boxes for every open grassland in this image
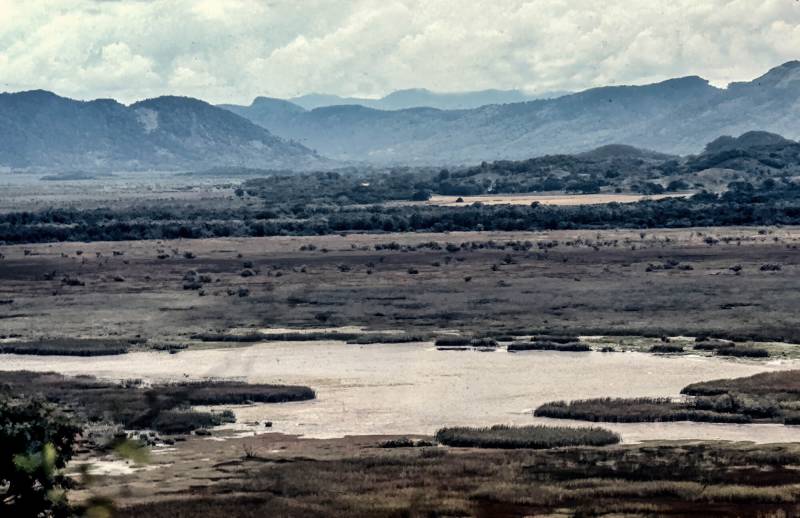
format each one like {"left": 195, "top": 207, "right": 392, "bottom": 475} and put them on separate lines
{"left": 4, "top": 227, "right": 800, "bottom": 353}
{"left": 91, "top": 433, "right": 800, "bottom": 518}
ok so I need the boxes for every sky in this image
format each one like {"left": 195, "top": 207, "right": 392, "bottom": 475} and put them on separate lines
{"left": 1, "top": 0, "right": 799, "bottom": 105}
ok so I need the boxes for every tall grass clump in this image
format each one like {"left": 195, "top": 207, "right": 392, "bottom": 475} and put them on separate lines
{"left": 0, "top": 339, "right": 130, "bottom": 356}
{"left": 434, "top": 424, "right": 619, "bottom": 449}
{"left": 534, "top": 398, "right": 751, "bottom": 423}
{"left": 435, "top": 336, "right": 473, "bottom": 347}
{"left": 532, "top": 335, "right": 580, "bottom": 344}
{"left": 715, "top": 347, "right": 769, "bottom": 358}
{"left": 160, "top": 381, "right": 316, "bottom": 405}
{"left": 649, "top": 344, "right": 684, "bottom": 354}
{"left": 508, "top": 341, "right": 590, "bottom": 352}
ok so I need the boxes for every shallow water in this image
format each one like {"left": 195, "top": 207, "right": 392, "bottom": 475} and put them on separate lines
{"left": 2, "top": 342, "right": 798, "bottom": 443}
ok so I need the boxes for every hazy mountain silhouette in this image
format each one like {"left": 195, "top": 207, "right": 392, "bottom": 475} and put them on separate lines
{"left": 0, "top": 91, "right": 322, "bottom": 171}
{"left": 4, "top": 61, "right": 800, "bottom": 172}
{"left": 285, "top": 88, "right": 568, "bottom": 110}
{"left": 222, "top": 61, "right": 800, "bottom": 165}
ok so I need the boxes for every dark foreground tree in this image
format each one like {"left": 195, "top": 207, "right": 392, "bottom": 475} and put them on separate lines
{"left": 1, "top": 396, "right": 81, "bottom": 517}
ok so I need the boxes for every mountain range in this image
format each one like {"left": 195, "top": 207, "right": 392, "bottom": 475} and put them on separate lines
{"left": 283, "top": 88, "right": 568, "bottom": 111}
{"left": 222, "top": 61, "right": 800, "bottom": 166}
{"left": 2, "top": 61, "right": 800, "bottom": 172}
{"left": 0, "top": 91, "right": 322, "bottom": 171}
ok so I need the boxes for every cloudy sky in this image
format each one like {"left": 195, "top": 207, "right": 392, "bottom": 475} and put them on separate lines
{"left": 1, "top": 0, "right": 798, "bottom": 104}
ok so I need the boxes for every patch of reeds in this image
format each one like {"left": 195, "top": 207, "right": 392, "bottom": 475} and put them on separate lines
{"left": 715, "top": 347, "right": 769, "bottom": 358}
{"left": 434, "top": 424, "right": 620, "bottom": 449}
{"left": 0, "top": 338, "right": 131, "bottom": 356}
{"left": 534, "top": 398, "right": 751, "bottom": 423}
{"left": 649, "top": 344, "right": 684, "bottom": 354}
{"left": 508, "top": 341, "right": 590, "bottom": 352}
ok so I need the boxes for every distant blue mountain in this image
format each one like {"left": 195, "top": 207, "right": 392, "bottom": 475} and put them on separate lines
{"left": 220, "top": 62, "right": 800, "bottom": 165}
{"left": 286, "top": 88, "right": 568, "bottom": 111}
{"left": 0, "top": 91, "right": 322, "bottom": 171}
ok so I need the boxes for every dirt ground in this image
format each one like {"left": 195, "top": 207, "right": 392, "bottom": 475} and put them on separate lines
{"left": 2, "top": 226, "right": 800, "bottom": 346}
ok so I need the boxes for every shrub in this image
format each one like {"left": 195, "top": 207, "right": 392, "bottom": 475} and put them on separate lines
{"left": 0, "top": 396, "right": 81, "bottom": 517}
{"left": 434, "top": 424, "right": 619, "bottom": 449}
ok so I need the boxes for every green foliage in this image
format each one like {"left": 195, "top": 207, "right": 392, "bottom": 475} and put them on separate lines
{"left": 7, "top": 179, "right": 800, "bottom": 244}
{"left": 0, "top": 395, "right": 80, "bottom": 517}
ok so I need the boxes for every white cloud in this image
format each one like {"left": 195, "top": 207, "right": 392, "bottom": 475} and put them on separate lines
{"left": 0, "top": 0, "right": 798, "bottom": 104}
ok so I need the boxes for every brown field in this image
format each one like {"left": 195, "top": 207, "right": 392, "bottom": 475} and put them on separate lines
{"left": 69, "top": 431, "right": 800, "bottom": 517}
{"left": 5, "top": 226, "right": 800, "bottom": 516}
{"left": 2, "top": 226, "right": 800, "bottom": 346}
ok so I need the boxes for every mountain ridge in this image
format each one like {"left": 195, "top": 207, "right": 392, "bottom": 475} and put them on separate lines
{"left": 0, "top": 91, "right": 323, "bottom": 172}
{"left": 219, "top": 62, "right": 800, "bottom": 165}
{"left": 286, "top": 88, "right": 569, "bottom": 111}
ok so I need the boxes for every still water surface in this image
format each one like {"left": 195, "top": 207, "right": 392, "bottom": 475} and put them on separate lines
{"left": 2, "top": 342, "right": 798, "bottom": 443}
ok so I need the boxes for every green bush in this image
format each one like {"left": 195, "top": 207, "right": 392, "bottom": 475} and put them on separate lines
{"left": 1, "top": 396, "right": 80, "bottom": 517}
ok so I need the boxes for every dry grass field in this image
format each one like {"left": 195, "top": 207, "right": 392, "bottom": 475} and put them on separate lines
{"left": 2, "top": 226, "right": 800, "bottom": 348}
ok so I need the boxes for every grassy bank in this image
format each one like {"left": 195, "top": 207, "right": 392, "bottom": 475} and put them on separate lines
{"left": 115, "top": 441, "right": 800, "bottom": 517}
{"left": 535, "top": 371, "right": 800, "bottom": 425}
{"left": 0, "top": 338, "right": 133, "bottom": 356}
{"left": 0, "top": 371, "right": 315, "bottom": 435}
